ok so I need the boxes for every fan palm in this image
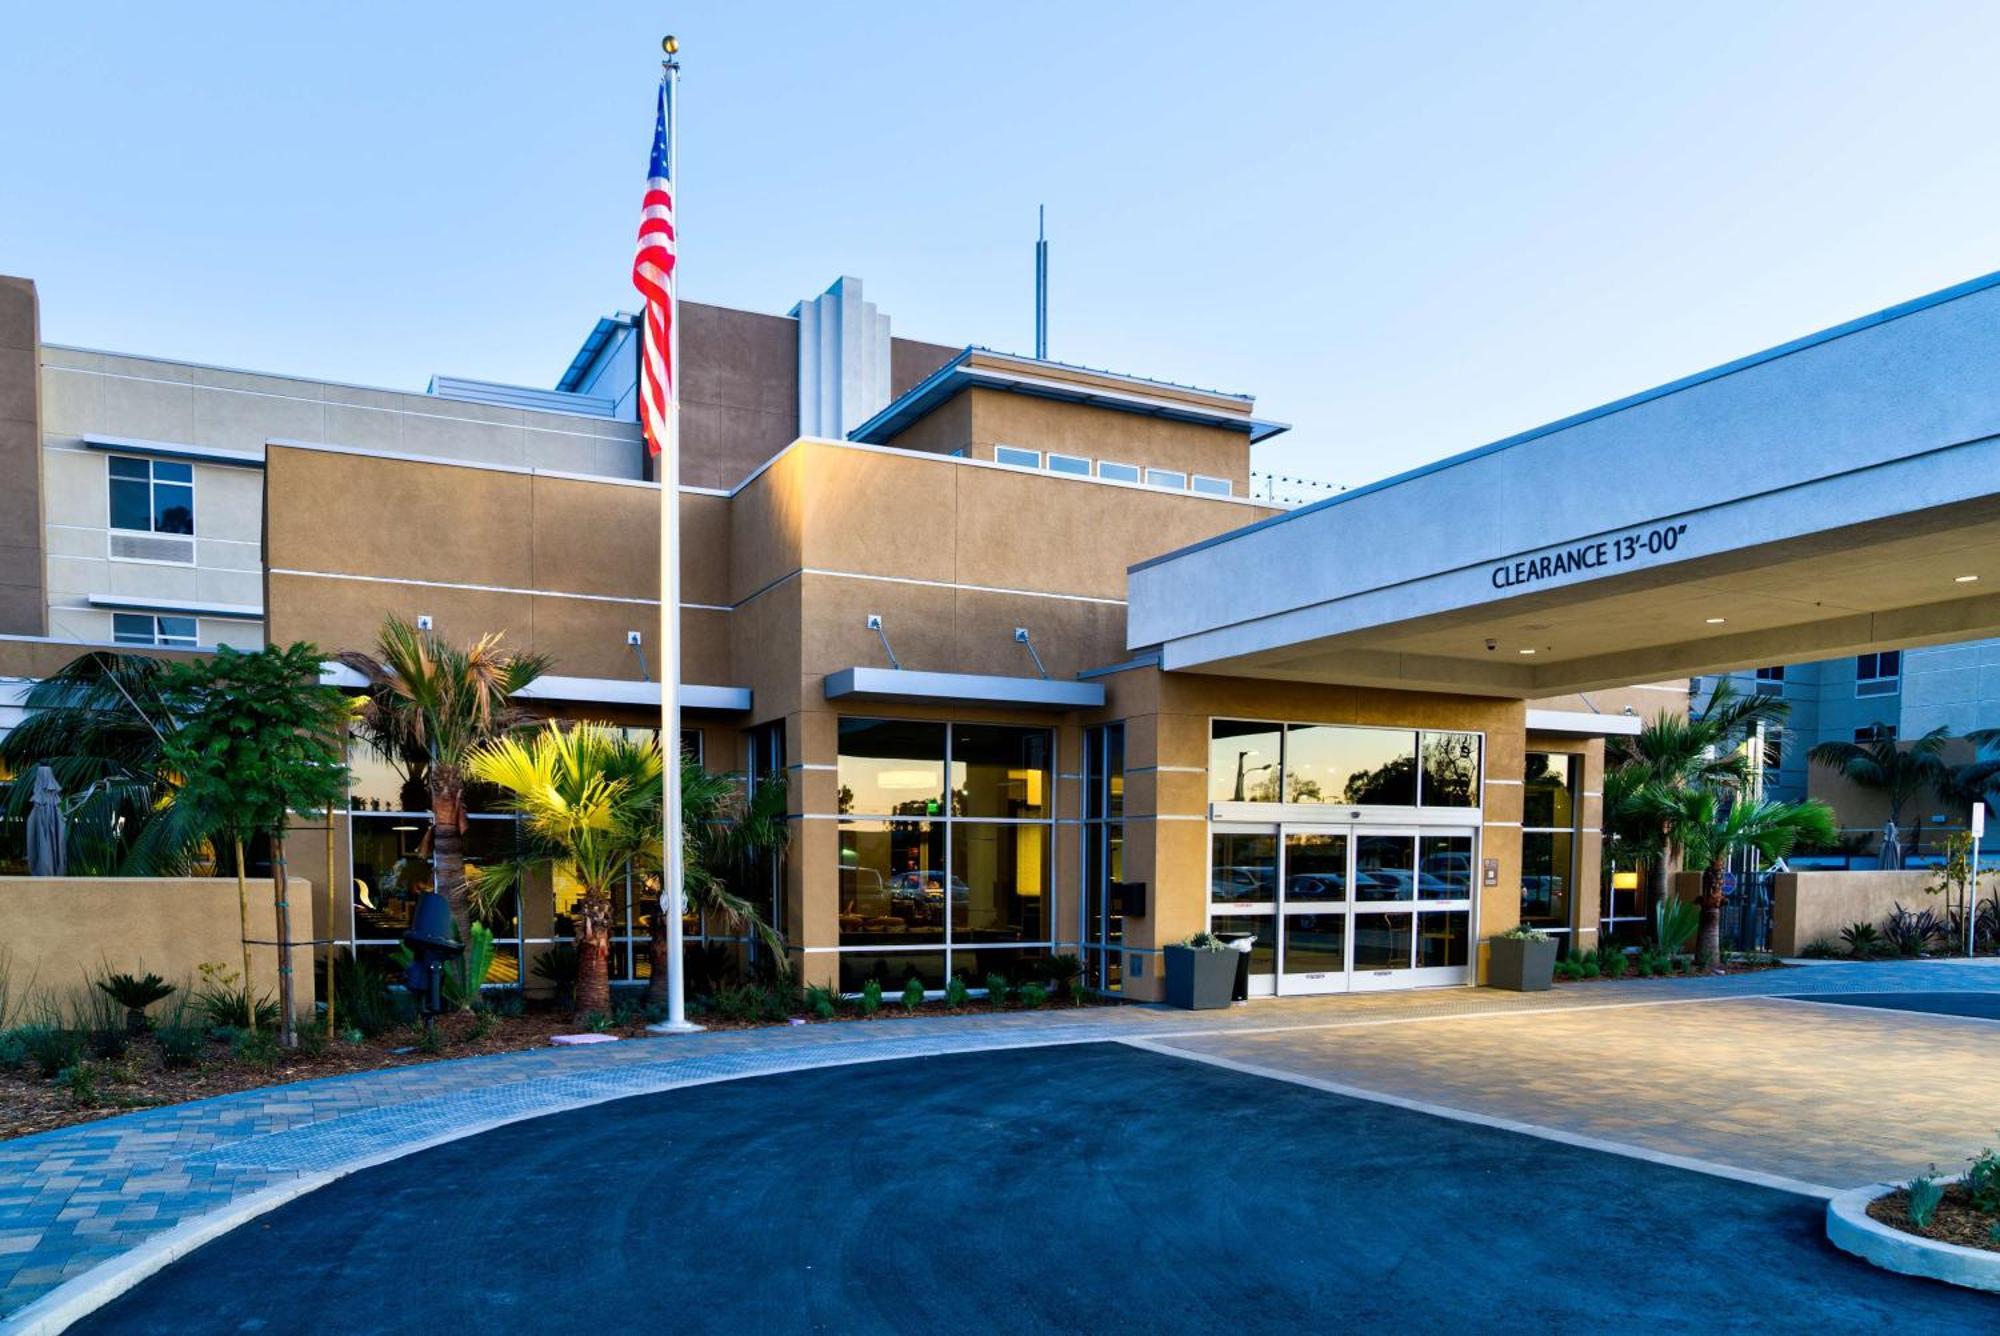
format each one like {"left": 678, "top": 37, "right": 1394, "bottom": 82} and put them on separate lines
{"left": 338, "top": 618, "right": 549, "bottom": 958}
{"left": 655, "top": 756, "right": 790, "bottom": 1002}
{"left": 1637, "top": 785, "right": 1836, "bottom": 965}
{"left": 1604, "top": 679, "right": 1790, "bottom": 914}
{"left": 468, "top": 723, "right": 662, "bottom": 1016}
{"left": 0, "top": 651, "right": 212, "bottom": 874}
{"left": 1807, "top": 724, "right": 1950, "bottom": 831}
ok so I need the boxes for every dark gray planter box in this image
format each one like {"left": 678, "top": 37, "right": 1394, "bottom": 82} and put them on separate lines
{"left": 1165, "top": 947, "right": 1238, "bottom": 1009}
{"left": 1488, "top": 935, "right": 1557, "bottom": 991}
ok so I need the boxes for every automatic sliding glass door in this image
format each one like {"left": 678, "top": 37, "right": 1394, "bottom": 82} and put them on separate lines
{"left": 1278, "top": 830, "right": 1348, "bottom": 994}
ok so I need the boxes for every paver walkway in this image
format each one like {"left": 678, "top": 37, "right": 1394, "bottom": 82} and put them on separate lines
{"left": 2, "top": 959, "right": 1995, "bottom": 1327}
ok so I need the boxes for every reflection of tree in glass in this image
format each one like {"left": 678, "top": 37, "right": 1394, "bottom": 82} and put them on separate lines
{"left": 1342, "top": 755, "right": 1418, "bottom": 805}
{"left": 1421, "top": 734, "right": 1478, "bottom": 805}
{"left": 837, "top": 784, "right": 854, "bottom": 815}
{"left": 1285, "top": 776, "right": 1324, "bottom": 802}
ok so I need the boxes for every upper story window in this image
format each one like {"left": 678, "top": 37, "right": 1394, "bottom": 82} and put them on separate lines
{"left": 112, "top": 613, "right": 197, "bottom": 648}
{"left": 993, "top": 445, "right": 1040, "bottom": 469}
{"left": 1753, "top": 665, "right": 1784, "bottom": 696}
{"left": 1047, "top": 452, "right": 1090, "bottom": 476}
{"left": 1855, "top": 723, "right": 1896, "bottom": 743}
{"left": 1855, "top": 650, "right": 1900, "bottom": 697}
{"left": 1145, "top": 468, "right": 1188, "bottom": 490}
{"left": 1097, "top": 461, "right": 1140, "bottom": 484}
{"left": 1191, "top": 474, "right": 1232, "bottom": 497}
{"left": 108, "top": 456, "right": 195, "bottom": 536}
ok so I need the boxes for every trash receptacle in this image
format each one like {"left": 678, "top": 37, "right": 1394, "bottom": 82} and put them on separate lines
{"left": 1220, "top": 934, "right": 1255, "bottom": 1002}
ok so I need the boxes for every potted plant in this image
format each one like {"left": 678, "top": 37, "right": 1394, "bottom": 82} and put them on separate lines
{"left": 1488, "top": 925, "right": 1558, "bottom": 992}
{"left": 1165, "top": 931, "right": 1238, "bottom": 1009}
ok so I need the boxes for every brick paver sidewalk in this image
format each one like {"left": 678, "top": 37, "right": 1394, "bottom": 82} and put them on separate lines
{"left": 2, "top": 958, "right": 1994, "bottom": 1326}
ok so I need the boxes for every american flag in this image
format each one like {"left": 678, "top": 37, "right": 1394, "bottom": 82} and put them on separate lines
{"left": 632, "top": 82, "right": 676, "bottom": 458}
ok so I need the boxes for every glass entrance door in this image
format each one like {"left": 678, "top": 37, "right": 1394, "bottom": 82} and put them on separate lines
{"left": 1278, "top": 830, "right": 1348, "bottom": 994}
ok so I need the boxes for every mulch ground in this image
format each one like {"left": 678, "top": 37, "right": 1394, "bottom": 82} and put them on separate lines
{"left": 1868, "top": 1183, "right": 2000, "bottom": 1253}
{"left": 1557, "top": 959, "right": 1791, "bottom": 984}
{"left": 0, "top": 997, "right": 1101, "bottom": 1142}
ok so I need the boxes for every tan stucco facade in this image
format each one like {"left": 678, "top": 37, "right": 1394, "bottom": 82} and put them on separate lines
{"left": 0, "top": 876, "right": 317, "bottom": 1017}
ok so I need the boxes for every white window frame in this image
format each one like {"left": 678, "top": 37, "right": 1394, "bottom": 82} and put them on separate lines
{"left": 1096, "top": 460, "right": 1140, "bottom": 484}
{"left": 993, "top": 445, "right": 1041, "bottom": 469}
{"left": 107, "top": 454, "right": 198, "bottom": 537}
{"left": 1190, "top": 474, "right": 1232, "bottom": 497}
{"left": 1145, "top": 468, "right": 1188, "bottom": 490}
{"left": 111, "top": 612, "right": 199, "bottom": 648}
{"left": 1046, "top": 452, "right": 1091, "bottom": 477}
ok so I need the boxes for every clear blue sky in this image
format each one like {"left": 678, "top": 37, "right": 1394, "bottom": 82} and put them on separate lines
{"left": 5, "top": 2, "right": 2000, "bottom": 489}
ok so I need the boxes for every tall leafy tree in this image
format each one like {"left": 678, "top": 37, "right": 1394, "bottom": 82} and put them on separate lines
{"left": 469, "top": 723, "right": 662, "bottom": 1017}
{"left": 1807, "top": 723, "right": 1951, "bottom": 831}
{"left": 0, "top": 651, "right": 211, "bottom": 875}
{"left": 159, "top": 644, "right": 351, "bottom": 1047}
{"left": 1637, "top": 785, "right": 1836, "bottom": 965}
{"left": 338, "top": 618, "right": 548, "bottom": 964}
{"left": 1604, "top": 679, "right": 1790, "bottom": 913}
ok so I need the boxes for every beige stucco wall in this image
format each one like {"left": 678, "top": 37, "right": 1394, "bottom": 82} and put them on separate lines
{"left": 0, "top": 876, "right": 317, "bottom": 1017}
{"left": 1769, "top": 869, "right": 1942, "bottom": 955}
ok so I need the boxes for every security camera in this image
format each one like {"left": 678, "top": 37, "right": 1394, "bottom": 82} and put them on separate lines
{"left": 626, "top": 631, "right": 643, "bottom": 646}
{"left": 416, "top": 615, "right": 434, "bottom": 631}
{"left": 1485, "top": 638, "right": 1497, "bottom": 652}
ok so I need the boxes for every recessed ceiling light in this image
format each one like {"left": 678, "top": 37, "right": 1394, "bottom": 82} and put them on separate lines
{"left": 1956, "top": 574, "right": 1980, "bottom": 584}
{"left": 1518, "top": 648, "right": 1536, "bottom": 655}
{"left": 1705, "top": 617, "right": 1726, "bottom": 624}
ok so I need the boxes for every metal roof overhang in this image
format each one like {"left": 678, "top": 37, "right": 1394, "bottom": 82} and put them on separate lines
{"left": 847, "top": 350, "right": 1287, "bottom": 445}
{"left": 319, "top": 665, "right": 750, "bottom": 714}
{"left": 823, "top": 666, "right": 1105, "bottom": 710}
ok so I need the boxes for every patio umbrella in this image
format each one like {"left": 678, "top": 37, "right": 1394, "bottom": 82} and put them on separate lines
{"left": 25, "top": 765, "right": 67, "bottom": 877}
{"left": 1877, "top": 819, "right": 1903, "bottom": 871}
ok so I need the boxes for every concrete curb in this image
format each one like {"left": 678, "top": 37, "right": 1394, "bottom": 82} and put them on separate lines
{"left": 1825, "top": 1184, "right": 2000, "bottom": 1293}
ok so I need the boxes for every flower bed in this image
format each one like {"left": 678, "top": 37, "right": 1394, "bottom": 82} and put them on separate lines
{"left": 1867, "top": 1183, "right": 2000, "bottom": 1254}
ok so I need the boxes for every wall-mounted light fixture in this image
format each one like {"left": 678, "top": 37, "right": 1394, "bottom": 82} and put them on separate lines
{"left": 866, "top": 614, "right": 902, "bottom": 670}
{"left": 1013, "top": 627, "right": 1049, "bottom": 680}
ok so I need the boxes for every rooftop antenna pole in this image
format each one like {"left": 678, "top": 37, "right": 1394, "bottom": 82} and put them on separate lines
{"left": 1034, "top": 205, "right": 1048, "bottom": 360}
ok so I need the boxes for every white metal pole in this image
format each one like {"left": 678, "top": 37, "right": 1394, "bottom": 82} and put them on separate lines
{"left": 653, "top": 45, "right": 697, "bottom": 1033}
{"left": 1970, "top": 803, "right": 1985, "bottom": 958}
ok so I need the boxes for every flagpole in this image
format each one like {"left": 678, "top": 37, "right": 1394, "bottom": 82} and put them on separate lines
{"left": 653, "top": 36, "right": 698, "bottom": 1034}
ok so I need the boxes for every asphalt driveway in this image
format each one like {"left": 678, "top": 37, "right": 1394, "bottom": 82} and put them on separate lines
{"left": 75, "top": 1042, "right": 1993, "bottom": 1334}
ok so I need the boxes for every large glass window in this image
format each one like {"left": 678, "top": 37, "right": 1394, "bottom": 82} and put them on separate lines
{"left": 1521, "top": 750, "right": 1580, "bottom": 934}
{"left": 107, "top": 455, "right": 195, "bottom": 535}
{"left": 1856, "top": 650, "right": 1901, "bottom": 697}
{"left": 111, "top": 613, "right": 197, "bottom": 648}
{"left": 951, "top": 724, "right": 1050, "bottom": 818}
{"left": 1210, "top": 720, "right": 1283, "bottom": 803}
{"left": 1210, "top": 721, "right": 1479, "bottom": 810}
{"left": 837, "top": 718, "right": 944, "bottom": 816}
{"left": 1082, "top": 724, "right": 1125, "bottom": 992}
{"left": 836, "top": 718, "right": 1054, "bottom": 987}
{"left": 1211, "top": 830, "right": 1277, "bottom": 905}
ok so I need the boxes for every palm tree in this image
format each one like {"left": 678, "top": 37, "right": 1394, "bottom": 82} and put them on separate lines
{"left": 339, "top": 618, "right": 549, "bottom": 959}
{"left": 659, "top": 756, "right": 790, "bottom": 1001}
{"left": 1807, "top": 724, "right": 1951, "bottom": 838}
{"left": 0, "top": 650, "right": 213, "bottom": 874}
{"left": 1638, "top": 785, "right": 1837, "bottom": 965}
{"left": 1605, "top": 679, "right": 1790, "bottom": 915}
{"left": 468, "top": 723, "right": 662, "bottom": 1016}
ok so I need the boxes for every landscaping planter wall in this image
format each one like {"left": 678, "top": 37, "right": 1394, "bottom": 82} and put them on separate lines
{"left": 1769, "top": 871, "right": 1938, "bottom": 956}
{"left": 0, "top": 877, "right": 317, "bottom": 1015}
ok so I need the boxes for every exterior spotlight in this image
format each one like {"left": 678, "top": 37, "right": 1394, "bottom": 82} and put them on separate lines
{"left": 1956, "top": 574, "right": 1979, "bottom": 583}
{"left": 1518, "top": 648, "right": 1536, "bottom": 655}
{"left": 662, "top": 35, "right": 679, "bottom": 54}
{"left": 1705, "top": 617, "right": 1726, "bottom": 624}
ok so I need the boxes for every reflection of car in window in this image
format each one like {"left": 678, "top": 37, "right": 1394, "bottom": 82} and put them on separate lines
{"left": 887, "top": 870, "right": 966, "bottom": 906}
{"left": 1285, "top": 873, "right": 1347, "bottom": 900}
{"left": 1210, "top": 866, "right": 1273, "bottom": 901}
{"left": 840, "top": 867, "right": 887, "bottom": 914}
{"left": 1354, "top": 869, "right": 1462, "bottom": 901}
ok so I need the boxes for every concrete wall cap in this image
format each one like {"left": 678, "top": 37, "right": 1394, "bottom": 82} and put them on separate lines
{"left": 1824, "top": 1182, "right": 2000, "bottom": 1294}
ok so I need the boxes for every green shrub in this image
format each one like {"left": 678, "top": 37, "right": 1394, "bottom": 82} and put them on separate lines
{"left": 1964, "top": 1142, "right": 2000, "bottom": 1215}
{"left": 196, "top": 963, "right": 279, "bottom": 1031}
{"left": 1840, "top": 922, "right": 1881, "bottom": 959}
{"left": 805, "top": 985, "right": 839, "bottom": 1020}
{"left": 20, "top": 1025, "right": 81, "bottom": 1078}
{"left": 96, "top": 972, "right": 176, "bottom": 1034}
{"left": 157, "top": 1026, "right": 205, "bottom": 1069}
{"left": 985, "top": 973, "right": 1010, "bottom": 1007}
{"left": 1067, "top": 978, "right": 1087, "bottom": 1006}
{"left": 87, "top": 1026, "right": 129, "bottom": 1061}
{"left": 333, "top": 955, "right": 400, "bottom": 1038}
{"left": 1598, "top": 948, "right": 1628, "bottom": 979}
{"left": 1018, "top": 984, "right": 1049, "bottom": 1010}
{"left": 582, "top": 1010, "right": 612, "bottom": 1033}
{"left": 231, "top": 1027, "right": 280, "bottom": 1069}
{"left": 1045, "top": 954, "right": 1083, "bottom": 989}
{"left": 293, "top": 1024, "right": 328, "bottom": 1058}
{"left": 1580, "top": 957, "right": 1601, "bottom": 979}
{"left": 531, "top": 944, "right": 580, "bottom": 1003}
{"left": 1798, "top": 938, "right": 1840, "bottom": 959}
{"left": 60, "top": 1061, "right": 101, "bottom": 1105}
{"left": 901, "top": 978, "right": 925, "bottom": 1012}
{"left": 944, "top": 975, "right": 970, "bottom": 1008}
{"left": 415, "top": 1023, "right": 445, "bottom": 1055}
{"left": 0, "top": 1030, "right": 26, "bottom": 1069}
{"left": 1652, "top": 898, "right": 1700, "bottom": 956}
{"left": 858, "top": 979, "right": 883, "bottom": 1016}
{"left": 1908, "top": 1172, "right": 1945, "bottom": 1229}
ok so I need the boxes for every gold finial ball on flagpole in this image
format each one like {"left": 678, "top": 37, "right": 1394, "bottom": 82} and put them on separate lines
{"left": 662, "top": 35, "right": 679, "bottom": 55}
